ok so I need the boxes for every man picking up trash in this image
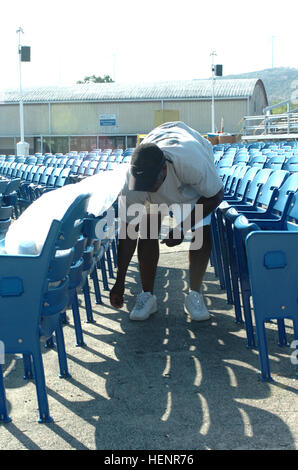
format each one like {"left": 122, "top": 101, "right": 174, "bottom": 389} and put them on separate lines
{"left": 110, "top": 121, "right": 224, "bottom": 322}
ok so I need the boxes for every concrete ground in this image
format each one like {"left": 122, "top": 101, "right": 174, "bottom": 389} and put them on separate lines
{"left": 0, "top": 241, "right": 297, "bottom": 450}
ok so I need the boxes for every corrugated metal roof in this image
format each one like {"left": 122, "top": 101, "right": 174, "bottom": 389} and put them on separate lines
{"left": 0, "top": 78, "right": 262, "bottom": 103}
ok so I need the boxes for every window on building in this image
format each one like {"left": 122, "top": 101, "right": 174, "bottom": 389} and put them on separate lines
{"left": 70, "top": 136, "right": 97, "bottom": 152}
{"left": 127, "top": 136, "right": 137, "bottom": 149}
{"left": 43, "top": 137, "right": 69, "bottom": 154}
{"left": 98, "top": 136, "right": 114, "bottom": 150}
{"left": 0, "top": 138, "right": 15, "bottom": 155}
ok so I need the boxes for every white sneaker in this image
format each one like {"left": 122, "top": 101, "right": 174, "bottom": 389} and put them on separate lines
{"left": 129, "top": 292, "right": 157, "bottom": 321}
{"left": 184, "top": 290, "right": 211, "bottom": 321}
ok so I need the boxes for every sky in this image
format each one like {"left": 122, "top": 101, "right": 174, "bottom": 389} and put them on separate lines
{"left": 0, "top": 0, "right": 298, "bottom": 91}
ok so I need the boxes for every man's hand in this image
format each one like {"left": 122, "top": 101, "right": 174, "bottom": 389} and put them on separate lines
{"left": 160, "top": 227, "right": 184, "bottom": 247}
{"left": 110, "top": 282, "right": 125, "bottom": 309}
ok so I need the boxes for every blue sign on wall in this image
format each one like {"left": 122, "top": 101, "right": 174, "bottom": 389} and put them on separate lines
{"left": 100, "top": 114, "right": 116, "bottom": 126}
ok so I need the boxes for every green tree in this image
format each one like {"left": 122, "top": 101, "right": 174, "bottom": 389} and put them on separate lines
{"left": 77, "top": 75, "right": 114, "bottom": 84}
{"left": 271, "top": 100, "right": 298, "bottom": 114}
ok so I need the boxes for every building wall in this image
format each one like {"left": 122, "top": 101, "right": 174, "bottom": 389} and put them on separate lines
{"left": 249, "top": 81, "right": 268, "bottom": 115}
{"left": 48, "top": 99, "right": 249, "bottom": 135}
{"left": 0, "top": 103, "right": 49, "bottom": 136}
{"left": 0, "top": 91, "right": 263, "bottom": 141}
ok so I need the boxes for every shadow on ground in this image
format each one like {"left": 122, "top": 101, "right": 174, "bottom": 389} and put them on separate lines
{"left": 1, "top": 252, "right": 297, "bottom": 450}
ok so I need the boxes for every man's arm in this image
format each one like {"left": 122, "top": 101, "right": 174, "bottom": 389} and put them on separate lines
{"left": 162, "top": 188, "right": 224, "bottom": 247}
{"left": 190, "top": 187, "right": 224, "bottom": 226}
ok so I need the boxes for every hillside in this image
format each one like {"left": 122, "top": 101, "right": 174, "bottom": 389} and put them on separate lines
{"left": 219, "top": 67, "right": 298, "bottom": 105}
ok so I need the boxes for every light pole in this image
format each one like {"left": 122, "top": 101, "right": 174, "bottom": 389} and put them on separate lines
{"left": 210, "top": 51, "right": 217, "bottom": 134}
{"left": 16, "top": 26, "right": 29, "bottom": 156}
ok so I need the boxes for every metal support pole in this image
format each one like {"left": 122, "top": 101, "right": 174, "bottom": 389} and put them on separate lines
{"left": 17, "top": 27, "right": 24, "bottom": 143}
{"left": 211, "top": 76, "right": 215, "bottom": 133}
{"left": 16, "top": 27, "right": 29, "bottom": 156}
{"left": 210, "top": 51, "right": 217, "bottom": 134}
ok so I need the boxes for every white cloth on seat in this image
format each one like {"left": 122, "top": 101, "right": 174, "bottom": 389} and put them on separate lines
{"left": 5, "top": 165, "right": 127, "bottom": 255}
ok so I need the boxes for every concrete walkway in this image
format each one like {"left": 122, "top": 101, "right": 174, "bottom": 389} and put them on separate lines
{"left": 0, "top": 243, "right": 297, "bottom": 450}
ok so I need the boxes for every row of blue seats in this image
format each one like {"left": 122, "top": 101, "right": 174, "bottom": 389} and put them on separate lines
{"left": 216, "top": 154, "right": 298, "bottom": 172}
{"left": 0, "top": 191, "right": 120, "bottom": 423}
{"left": 211, "top": 163, "right": 298, "bottom": 381}
{"left": 213, "top": 141, "right": 298, "bottom": 165}
{"left": 0, "top": 147, "right": 134, "bottom": 164}
{"left": 0, "top": 179, "right": 20, "bottom": 239}
{"left": 0, "top": 153, "right": 132, "bottom": 169}
{"left": 213, "top": 139, "right": 298, "bottom": 153}
{"left": 0, "top": 156, "right": 130, "bottom": 217}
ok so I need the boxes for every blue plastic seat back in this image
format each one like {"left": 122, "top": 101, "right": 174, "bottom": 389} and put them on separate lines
{"left": 39, "top": 194, "right": 90, "bottom": 336}
{"left": 240, "top": 168, "right": 273, "bottom": 205}
{"left": 3, "top": 178, "right": 21, "bottom": 196}
{"left": 73, "top": 235, "right": 87, "bottom": 262}
{"left": 0, "top": 180, "right": 9, "bottom": 195}
{"left": 12, "top": 162, "right": 25, "bottom": 179}
{"left": 66, "top": 158, "right": 75, "bottom": 167}
{"left": 225, "top": 165, "right": 250, "bottom": 195}
{"left": 84, "top": 161, "right": 98, "bottom": 176}
{"left": 16, "top": 163, "right": 27, "bottom": 178}
{"left": 249, "top": 155, "right": 266, "bottom": 167}
{"left": 56, "top": 193, "right": 90, "bottom": 250}
{"left": 27, "top": 165, "right": 40, "bottom": 182}
{"left": 21, "top": 164, "right": 34, "bottom": 181}
{"left": 282, "top": 155, "right": 298, "bottom": 172}
{"left": 223, "top": 165, "right": 243, "bottom": 190}
{"left": 77, "top": 161, "right": 89, "bottom": 175}
{"left": 39, "top": 166, "right": 55, "bottom": 185}
{"left": 264, "top": 155, "right": 286, "bottom": 170}
{"left": 246, "top": 231, "right": 298, "bottom": 322}
{"left": 6, "top": 162, "right": 17, "bottom": 178}
{"left": 2, "top": 162, "right": 13, "bottom": 177}
{"left": 252, "top": 170, "right": 289, "bottom": 210}
{"left": 0, "top": 219, "right": 62, "bottom": 352}
{"left": 47, "top": 167, "right": 63, "bottom": 187}
{"left": 97, "top": 161, "right": 108, "bottom": 171}
{"left": 25, "top": 156, "right": 37, "bottom": 165}
{"left": 230, "top": 166, "right": 261, "bottom": 200}
{"left": 32, "top": 165, "right": 46, "bottom": 184}
{"left": 233, "top": 154, "right": 249, "bottom": 165}
{"left": 47, "top": 249, "right": 74, "bottom": 283}
{"left": 217, "top": 157, "right": 234, "bottom": 169}
{"left": 270, "top": 173, "right": 298, "bottom": 218}
{"left": 284, "top": 191, "right": 298, "bottom": 231}
{"left": 0, "top": 206, "right": 13, "bottom": 220}
{"left": 55, "top": 168, "right": 71, "bottom": 188}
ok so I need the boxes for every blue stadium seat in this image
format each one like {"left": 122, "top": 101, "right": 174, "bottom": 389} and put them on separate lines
{"left": 0, "top": 193, "right": 90, "bottom": 423}
{"left": 245, "top": 231, "right": 298, "bottom": 381}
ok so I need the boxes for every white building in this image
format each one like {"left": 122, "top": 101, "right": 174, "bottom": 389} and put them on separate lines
{"left": 0, "top": 78, "right": 268, "bottom": 154}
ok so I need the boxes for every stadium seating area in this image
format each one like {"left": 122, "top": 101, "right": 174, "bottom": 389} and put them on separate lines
{"left": 0, "top": 148, "right": 130, "bottom": 423}
{"left": 0, "top": 139, "right": 297, "bottom": 423}
{"left": 211, "top": 140, "right": 298, "bottom": 382}
{"left": 0, "top": 148, "right": 133, "bottom": 216}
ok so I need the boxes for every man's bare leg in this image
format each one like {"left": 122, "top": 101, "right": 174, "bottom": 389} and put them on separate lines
{"left": 188, "top": 225, "right": 212, "bottom": 293}
{"left": 137, "top": 213, "right": 162, "bottom": 294}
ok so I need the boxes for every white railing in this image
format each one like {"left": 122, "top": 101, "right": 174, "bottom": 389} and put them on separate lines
{"left": 242, "top": 99, "right": 298, "bottom": 137}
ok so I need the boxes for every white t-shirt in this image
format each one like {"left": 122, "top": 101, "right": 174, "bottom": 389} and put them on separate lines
{"left": 119, "top": 122, "right": 223, "bottom": 227}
